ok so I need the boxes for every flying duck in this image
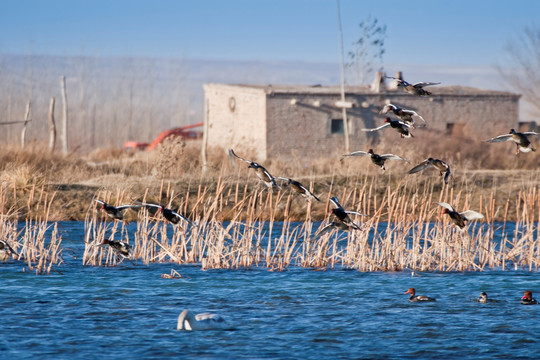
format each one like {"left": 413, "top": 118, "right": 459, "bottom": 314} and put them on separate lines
{"left": 177, "top": 310, "right": 232, "bottom": 331}
{"left": 0, "top": 239, "right": 17, "bottom": 261}
{"left": 342, "top": 149, "right": 409, "bottom": 171}
{"left": 97, "top": 238, "right": 132, "bottom": 260}
{"left": 94, "top": 199, "right": 141, "bottom": 221}
{"left": 485, "top": 129, "right": 539, "bottom": 154}
{"left": 379, "top": 103, "right": 427, "bottom": 128}
{"left": 408, "top": 158, "right": 452, "bottom": 184}
{"left": 229, "top": 149, "right": 278, "bottom": 188}
{"left": 315, "top": 197, "right": 368, "bottom": 237}
{"left": 388, "top": 77, "right": 441, "bottom": 96}
{"left": 361, "top": 118, "right": 413, "bottom": 138}
{"left": 404, "top": 288, "right": 436, "bottom": 302}
{"left": 142, "top": 203, "right": 196, "bottom": 226}
{"left": 277, "top": 177, "right": 321, "bottom": 202}
{"left": 521, "top": 290, "right": 538, "bottom": 305}
{"left": 437, "top": 202, "right": 484, "bottom": 229}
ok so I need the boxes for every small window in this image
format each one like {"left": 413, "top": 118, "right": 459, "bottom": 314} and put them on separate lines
{"left": 331, "top": 118, "right": 344, "bottom": 134}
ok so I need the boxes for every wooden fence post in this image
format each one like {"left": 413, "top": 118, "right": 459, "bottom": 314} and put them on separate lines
{"left": 20, "top": 101, "right": 31, "bottom": 149}
{"left": 49, "top": 97, "right": 56, "bottom": 152}
{"left": 60, "top": 76, "right": 68, "bottom": 154}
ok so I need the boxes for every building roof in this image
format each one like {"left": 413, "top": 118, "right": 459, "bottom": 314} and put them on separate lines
{"left": 205, "top": 83, "right": 520, "bottom": 98}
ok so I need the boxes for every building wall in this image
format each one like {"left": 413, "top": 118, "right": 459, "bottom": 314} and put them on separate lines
{"left": 265, "top": 94, "right": 371, "bottom": 159}
{"left": 205, "top": 84, "right": 519, "bottom": 161}
{"left": 204, "top": 84, "right": 267, "bottom": 160}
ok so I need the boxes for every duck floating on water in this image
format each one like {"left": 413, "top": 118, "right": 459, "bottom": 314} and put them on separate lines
{"left": 437, "top": 202, "right": 484, "bottom": 229}
{"left": 388, "top": 77, "right": 441, "bottom": 96}
{"left": 361, "top": 118, "right": 413, "bottom": 138}
{"left": 379, "top": 103, "right": 427, "bottom": 128}
{"left": 521, "top": 290, "right": 538, "bottom": 305}
{"left": 94, "top": 199, "right": 141, "bottom": 221}
{"left": 342, "top": 149, "right": 409, "bottom": 171}
{"left": 404, "top": 288, "right": 436, "bottom": 302}
{"left": 142, "top": 203, "right": 196, "bottom": 226}
{"left": 177, "top": 310, "right": 232, "bottom": 331}
{"left": 485, "top": 129, "right": 540, "bottom": 155}
{"left": 229, "top": 149, "right": 278, "bottom": 188}
{"left": 408, "top": 158, "right": 451, "bottom": 184}
{"left": 277, "top": 177, "right": 320, "bottom": 202}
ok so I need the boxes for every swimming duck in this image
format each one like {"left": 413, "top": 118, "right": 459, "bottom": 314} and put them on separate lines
{"left": 342, "top": 149, "right": 409, "bottom": 171}
{"left": 361, "top": 118, "right": 413, "bottom": 138}
{"left": 97, "top": 238, "right": 132, "bottom": 260}
{"left": 142, "top": 203, "right": 196, "bottom": 226}
{"left": 437, "top": 202, "right": 484, "bottom": 229}
{"left": 229, "top": 149, "right": 278, "bottom": 188}
{"left": 388, "top": 77, "right": 441, "bottom": 96}
{"left": 408, "top": 158, "right": 451, "bottom": 184}
{"left": 0, "top": 239, "right": 17, "bottom": 261}
{"left": 379, "top": 103, "right": 427, "bottom": 128}
{"left": 485, "top": 129, "right": 539, "bottom": 154}
{"left": 404, "top": 288, "right": 436, "bottom": 302}
{"left": 94, "top": 199, "right": 141, "bottom": 220}
{"left": 177, "top": 310, "right": 232, "bottom": 331}
{"left": 521, "top": 290, "right": 538, "bottom": 305}
{"left": 277, "top": 177, "right": 321, "bottom": 202}
{"left": 477, "top": 292, "right": 489, "bottom": 303}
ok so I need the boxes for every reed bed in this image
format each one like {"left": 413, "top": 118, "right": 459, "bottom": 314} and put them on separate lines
{"left": 82, "top": 177, "right": 539, "bottom": 272}
{"left": 0, "top": 184, "right": 63, "bottom": 274}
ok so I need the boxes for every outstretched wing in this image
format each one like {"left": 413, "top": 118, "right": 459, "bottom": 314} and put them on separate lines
{"left": 521, "top": 131, "right": 540, "bottom": 137}
{"left": 228, "top": 149, "right": 252, "bottom": 164}
{"left": 170, "top": 209, "right": 197, "bottom": 227}
{"left": 345, "top": 210, "right": 369, "bottom": 217}
{"left": 329, "top": 196, "right": 344, "bottom": 210}
{"left": 116, "top": 204, "right": 142, "bottom": 211}
{"left": 403, "top": 109, "right": 427, "bottom": 126}
{"left": 361, "top": 123, "right": 391, "bottom": 132}
{"left": 94, "top": 199, "right": 107, "bottom": 206}
{"left": 408, "top": 159, "right": 432, "bottom": 174}
{"left": 413, "top": 82, "right": 440, "bottom": 87}
{"left": 437, "top": 202, "right": 456, "bottom": 212}
{"left": 460, "top": 210, "right": 484, "bottom": 221}
{"left": 380, "top": 154, "right": 409, "bottom": 162}
{"left": 485, "top": 134, "right": 512, "bottom": 143}
{"left": 342, "top": 150, "right": 369, "bottom": 157}
{"left": 314, "top": 222, "right": 336, "bottom": 238}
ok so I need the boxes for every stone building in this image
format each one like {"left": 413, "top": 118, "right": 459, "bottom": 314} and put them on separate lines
{"left": 203, "top": 80, "right": 520, "bottom": 161}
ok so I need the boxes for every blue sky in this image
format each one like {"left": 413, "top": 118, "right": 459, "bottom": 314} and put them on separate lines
{"left": 1, "top": 0, "right": 538, "bottom": 68}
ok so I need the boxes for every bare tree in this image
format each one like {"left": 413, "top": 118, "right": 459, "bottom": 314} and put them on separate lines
{"left": 498, "top": 26, "right": 540, "bottom": 116}
{"left": 346, "top": 16, "right": 387, "bottom": 85}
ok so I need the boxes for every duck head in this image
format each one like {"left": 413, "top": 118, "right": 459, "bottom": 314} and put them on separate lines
{"left": 522, "top": 290, "right": 533, "bottom": 300}
{"left": 368, "top": 149, "right": 375, "bottom": 155}
{"left": 384, "top": 117, "right": 391, "bottom": 124}
{"left": 404, "top": 288, "right": 415, "bottom": 296}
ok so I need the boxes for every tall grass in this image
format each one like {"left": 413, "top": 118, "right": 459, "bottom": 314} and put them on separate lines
{"left": 82, "top": 177, "right": 539, "bottom": 272}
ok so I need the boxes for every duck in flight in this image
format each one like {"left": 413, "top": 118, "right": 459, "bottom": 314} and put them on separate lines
{"left": 379, "top": 103, "right": 427, "bottom": 128}
{"left": 361, "top": 118, "right": 413, "bottom": 138}
{"left": 97, "top": 238, "right": 132, "bottom": 260}
{"left": 388, "top": 77, "right": 441, "bottom": 96}
{"left": 437, "top": 202, "right": 484, "bottom": 229}
{"left": 229, "top": 149, "right": 278, "bottom": 188}
{"left": 94, "top": 199, "right": 141, "bottom": 221}
{"left": 277, "top": 177, "right": 321, "bottom": 202}
{"left": 342, "top": 149, "right": 409, "bottom": 171}
{"left": 142, "top": 203, "right": 196, "bottom": 226}
{"left": 485, "top": 129, "right": 539, "bottom": 154}
{"left": 408, "top": 158, "right": 452, "bottom": 184}
{"left": 315, "top": 197, "right": 367, "bottom": 237}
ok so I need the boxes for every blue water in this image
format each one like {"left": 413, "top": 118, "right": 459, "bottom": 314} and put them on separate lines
{"left": 1, "top": 221, "right": 539, "bottom": 359}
